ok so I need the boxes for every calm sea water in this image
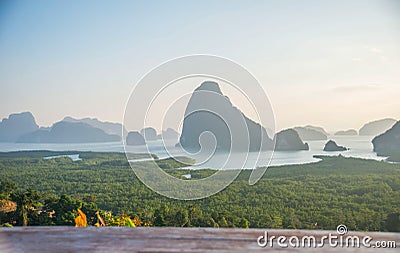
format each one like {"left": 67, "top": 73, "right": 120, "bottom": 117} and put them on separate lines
{"left": 0, "top": 135, "right": 385, "bottom": 169}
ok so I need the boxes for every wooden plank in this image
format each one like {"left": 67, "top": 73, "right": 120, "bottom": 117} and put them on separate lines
{"left": 0, "top": 227, "right": 399, "bottom": 252}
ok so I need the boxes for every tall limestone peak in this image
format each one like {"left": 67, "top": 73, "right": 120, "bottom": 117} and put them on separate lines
{"left": 179, "top": 81, "right": 273, "bottom": 152}
{"left": 194, "top": 81, "right": 223, "bottom": 94}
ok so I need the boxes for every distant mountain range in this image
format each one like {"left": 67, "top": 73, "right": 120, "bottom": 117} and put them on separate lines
{"left": 293, "top": 126, "right": 328, "bottom": 141}
{"left": 62, "top": 116, "right": 127, "bottom": 137}
{"left": 359, "top": 118, "right": 397, "bottom": 136}
{"left": 334, "top": 129, "right": 358, "bottom": 136}
{"left": 0, "top": 102, "right": 397, "bottom": 150}
{"left": 0, "top": 112, "right": 183, "bottom": 144}
{"left": 17, "top": 121, "right": 120, "bottom": 143}
{"left": 303, "top": 125, "right": 329, "bottom": 136}
{"left": 0, "top": 113, "right": 121, "bottom": 143}
{"left": 0, "top": 112, "right": 39, "bottom": 142}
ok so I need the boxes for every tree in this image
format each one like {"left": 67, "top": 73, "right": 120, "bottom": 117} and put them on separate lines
{"left": 11, "top": 189, "right": 40, "bottom": 226}
{"left": 239, "top": 218, "right": 249, "bottom": 228}
{"left": 270, "top": 215, "right": 283, "bottom": 229}
{"left": 386, "top": 213, "right": 400, "bottom": 232}
{"left": 47, "top": 195, "right": 80, "bottom": 225}
{"left": 0, "top": 180, "right": 17, "bottom": 199}
{"left": 154, "top": 209, "right": 166, "bottom": 226}
{"left": 174, "top": 208, "right": 189, "bottom": 227}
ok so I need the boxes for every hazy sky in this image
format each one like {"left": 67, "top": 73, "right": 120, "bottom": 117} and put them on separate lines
{"left": 0, "top": 0, "right": 399, "bottom": 132}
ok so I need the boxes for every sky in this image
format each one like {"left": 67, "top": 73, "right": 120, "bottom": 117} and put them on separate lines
{"left": 0, "top": 0, "right": 399, "bottom": 132}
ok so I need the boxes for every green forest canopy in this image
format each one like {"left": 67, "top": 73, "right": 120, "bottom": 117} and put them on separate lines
{"left": 0, "top": 151, "right": 399, "bottom": 231}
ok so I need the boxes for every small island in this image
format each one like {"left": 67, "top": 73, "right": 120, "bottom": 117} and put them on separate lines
{"left": 160, "top": 128, "right": 179, "bottom": 140}
{"left": 334, "top": 129, "right": 357, "bottom": 136}
{"left": 140, "top": 127, "right": 158, "bottom": 141}
{"left": 274, "top": 129, "right": 309, "bottom": 151}
{"left": 323, "top": 140, "right": 348, "bottom": 151}
{"left": 126, "top": 131, "right": 146, "bottom": 145}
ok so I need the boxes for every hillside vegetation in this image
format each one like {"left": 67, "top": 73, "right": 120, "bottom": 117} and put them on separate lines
{"left": 0, "top": 152, "right": 399, "bottom": 231}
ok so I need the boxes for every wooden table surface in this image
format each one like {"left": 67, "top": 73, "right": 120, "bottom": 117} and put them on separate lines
{"left": 0, "top": 227, "right": 399, "bottom": 252}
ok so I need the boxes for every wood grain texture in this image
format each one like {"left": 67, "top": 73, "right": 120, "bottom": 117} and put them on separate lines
{"left": 0, "top": 227, "right": 399, "bottom": 252}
